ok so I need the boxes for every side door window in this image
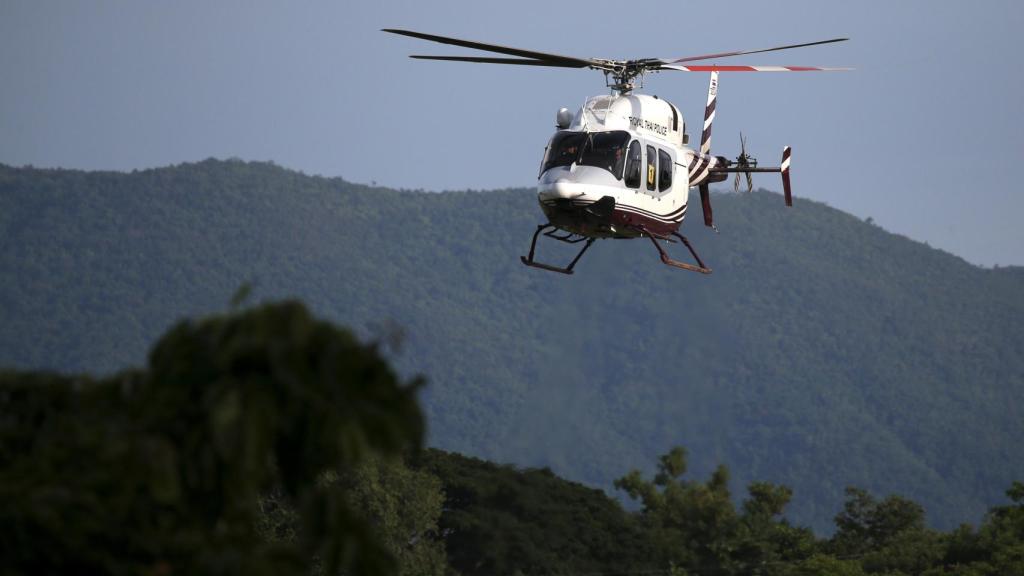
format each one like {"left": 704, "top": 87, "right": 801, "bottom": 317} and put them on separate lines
{"left": 646, "top": 145, "right": 657, "bottom": 192}
{"left": 658, "top": 149, "right": 673, "bottom": 192}
{"left": 624, "top": 140, "right": 642, "bottom": 188}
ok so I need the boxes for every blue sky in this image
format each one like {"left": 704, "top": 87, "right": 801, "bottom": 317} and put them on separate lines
{"left": 2, "top": 1, "right": 1022, "bottom": 266}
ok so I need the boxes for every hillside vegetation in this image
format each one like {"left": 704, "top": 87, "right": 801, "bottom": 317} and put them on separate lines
{"left": 1, "top": 159, "right": 1021, "bottom": 531}
{"left": 6, "top": 300, "right": 1022, "bottom": 575}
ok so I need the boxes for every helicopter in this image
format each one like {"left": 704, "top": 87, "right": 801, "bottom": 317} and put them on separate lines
{"left": 384, "top": 29, "right": 849, "bottom": 274}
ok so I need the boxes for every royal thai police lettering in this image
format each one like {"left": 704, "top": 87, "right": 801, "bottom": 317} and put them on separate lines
{"left": 628, "top": 116, "right": 668, "bottom": 136}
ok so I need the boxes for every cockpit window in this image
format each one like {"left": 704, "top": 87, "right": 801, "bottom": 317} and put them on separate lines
{"left": 539, "top": 131, "right": 631, "bottom": 179}
{"left": 578, "top": 131, "right": 630, "bottom": 179}
{"left": 540, "top": 132, "right": 585, "bottom": 176}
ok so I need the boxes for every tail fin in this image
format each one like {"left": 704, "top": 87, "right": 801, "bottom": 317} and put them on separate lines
{"left": 699, "top": 183, "right": 715, "bottom": 229}
{"left": 700, "top": 71, "right": 719, "bottom": 155}
{"left": 781, "top": 146, "right": 792, "bottom": 206}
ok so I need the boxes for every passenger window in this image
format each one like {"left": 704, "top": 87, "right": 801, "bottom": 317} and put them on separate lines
{"left": 658, "top": 149, "right": 673, "bottom": 192}
{"left": 624, "top": 141, "right": 642, "bottom": 188}
{"left": 646, "top": 145, "right": 657, "bottom": 191}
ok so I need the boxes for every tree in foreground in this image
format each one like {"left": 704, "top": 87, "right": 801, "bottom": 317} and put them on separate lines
{"left": 932, "top": 481, "right": 1024, "bottom": 575}
{"left": 615, "top": 446, "right": 817, "bottom": 575}
{"left": 257, "top": 456, "right": 448, "bottom": 576}
{"left": 0, "top": 301, "right": 426, "bottom": 575}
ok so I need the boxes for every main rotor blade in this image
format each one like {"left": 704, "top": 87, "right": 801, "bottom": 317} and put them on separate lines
{"left": 383, "top": 28, "right": 600, "bottom": 68}
{"left": 410, "top": 55, "right": 587, "bottom": 68}
{"left": 665, "top": 38, "right": 848, "bottom": 64}
{"left": 660, "top": 65, "right": 852, "bottom": 72}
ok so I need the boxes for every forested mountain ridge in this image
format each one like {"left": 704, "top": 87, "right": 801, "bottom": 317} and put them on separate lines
{"left": 1, "top": 159, "right": 1021, "bottom": 532}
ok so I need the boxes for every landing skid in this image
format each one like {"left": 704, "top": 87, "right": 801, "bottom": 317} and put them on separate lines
{"left": 642, "top": 229, "right": 712, "bottom": 274}
{"left": 520, "top": 224, "right": 711, "bottom": 275}
{"left": 520, "top": 224, "right": 595, "bottom": 275}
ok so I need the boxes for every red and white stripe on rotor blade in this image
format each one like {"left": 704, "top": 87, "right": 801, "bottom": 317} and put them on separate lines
{"left": 660, "top": 65, "right": 852, "bottom": 72}
{"left": 663, "top": 37, "right": 849, "bottom": 64}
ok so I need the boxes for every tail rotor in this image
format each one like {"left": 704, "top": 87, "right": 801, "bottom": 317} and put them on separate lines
{"left": 733, "top": 132, "right": 757, "bottom": 193}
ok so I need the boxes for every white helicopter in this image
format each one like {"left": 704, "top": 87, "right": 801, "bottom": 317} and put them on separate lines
{"left": 385, "top": 29, "right": 849, "bottom": 274}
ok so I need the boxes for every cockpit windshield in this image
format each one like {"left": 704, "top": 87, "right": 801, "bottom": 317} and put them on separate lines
{"left": 540, "top": 131, "right": 631, "bottom": 179}
{"left": 540, "top": 132, "right": 584, "bottom": 175}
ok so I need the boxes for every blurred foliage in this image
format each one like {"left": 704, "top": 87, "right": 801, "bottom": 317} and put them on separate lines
{"left": 0, "top": 301, "right": 425, "bottom": 575}
{"left": 324, "top": 457, "right": 447, "bottom": 576}
{"left": 1, "top": 159, "right": 1022, "bottom": 533}
{"left": 257, "top": 456, "right": 448, "bottom": 576}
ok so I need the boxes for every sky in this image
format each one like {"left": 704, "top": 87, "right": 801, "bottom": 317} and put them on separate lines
{"left": 1, "top": 1, "right": 1022, "bottom": 266}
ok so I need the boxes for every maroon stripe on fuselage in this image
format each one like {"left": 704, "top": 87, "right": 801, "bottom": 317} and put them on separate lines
{"left": 611, "top": 207, "right": 684, "bottom": 236}
{"left": 688, "top": 158, "right": 709, "bottom": 185}
{"left": 542, "top": 198, "right": 687, "bottom": 222}
{"left": 614, "top": 200, "right": 687, "bottom": 221}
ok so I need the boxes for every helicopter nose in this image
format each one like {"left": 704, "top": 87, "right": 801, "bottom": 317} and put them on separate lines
{"left": 552, "top": 179, "right": 574, "bottom": 198}
{"left": 540, "top": 178, "right": 577, "bottom": 201}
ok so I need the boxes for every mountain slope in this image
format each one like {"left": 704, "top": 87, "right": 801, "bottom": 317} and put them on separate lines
{"left": 1, "top": 159, "right": 1021, "bottom": 532}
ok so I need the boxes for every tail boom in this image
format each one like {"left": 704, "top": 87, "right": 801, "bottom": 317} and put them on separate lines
{"left": 704, "top": 146, "right": 794, "bottom": 205}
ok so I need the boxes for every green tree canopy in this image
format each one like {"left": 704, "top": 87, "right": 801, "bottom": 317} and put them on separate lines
{"left": 615, "top": 446, "right": 816, "bottom": 574}
{"left": 0, "top": 300, "right": 425, "bottom": 575}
